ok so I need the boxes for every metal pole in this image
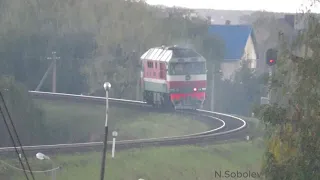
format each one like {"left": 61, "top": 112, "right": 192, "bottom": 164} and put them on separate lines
{"left": 100, "top": 82, "right": 111, "bottom": 180}
{"left": 267, "top": 67, "right": 272, "bottom": 102}
{"left": 35, "top": 61, "right": 55, "bottom": 91}
{"left": 52, "top": 58, "right": 56, "bottom": 93}
{"left": 211, "top": 63, "right": 215, "bottom": 111}
{"left": 268, "top": 65, "right": 276, "bottom": 104}
{"left": 47, "top": 52, "right": 60, "bottom": 93}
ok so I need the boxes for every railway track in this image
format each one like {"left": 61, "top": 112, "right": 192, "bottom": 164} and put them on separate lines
{"left": 0, "top": 91, "right": 248, "bottom": 156}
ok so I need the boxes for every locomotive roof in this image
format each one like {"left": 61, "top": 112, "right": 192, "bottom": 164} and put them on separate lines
{"left": 140, "top": 46, "right": 206, "bottom": 62}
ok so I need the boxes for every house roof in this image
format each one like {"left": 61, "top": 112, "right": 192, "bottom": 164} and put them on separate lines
{"left": 208, "top": 24, "right": 257, "bottom": 61}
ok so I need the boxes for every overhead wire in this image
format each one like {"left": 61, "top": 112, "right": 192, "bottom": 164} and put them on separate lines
{"left": 0, "top": 96, "right": 30, "bottom": 180}
{"left": 0, "top": 90, "right": 35, "bottom": 180}
{"left": 0, "top": 159, "right": 60, "bottom": 173}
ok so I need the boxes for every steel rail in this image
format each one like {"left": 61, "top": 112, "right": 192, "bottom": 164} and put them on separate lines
{"left": 0, "top": 91, "right": 247, "bottom": 155}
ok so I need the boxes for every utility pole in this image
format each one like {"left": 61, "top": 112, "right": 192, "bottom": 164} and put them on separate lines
{"left": 131, "top": 50, "right": 141, "bottom": 101}
{"left": 47, "top": 51, "right": 60, "bottom": 93}
{"left": 35, "top": 61, "right": 54, "bottom": 91}
{"left": 211, "top": 63, "right": 215, "bottom": 111}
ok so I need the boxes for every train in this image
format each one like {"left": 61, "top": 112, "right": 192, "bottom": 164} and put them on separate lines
{"left": 140, "top": 45, "right": 207, "bottom": 110}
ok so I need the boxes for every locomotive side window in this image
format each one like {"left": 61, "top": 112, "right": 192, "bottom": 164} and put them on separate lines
{"left": 159, "top": 63, "right": 166, "bottom": 79}
{"left": 147, "top": 61, "right": 153, "bottom": 68}
{"left": 160, "top": 71, "right": 165, "bottom": 78}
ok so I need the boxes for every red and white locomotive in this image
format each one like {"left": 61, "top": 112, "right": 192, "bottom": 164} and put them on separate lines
{"left": 140, "top": 45, "right": 207, "bottom": 110}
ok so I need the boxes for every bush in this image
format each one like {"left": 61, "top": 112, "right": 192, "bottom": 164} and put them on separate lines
{"left": 0, "top": 76, "right": 48, "bottom": 146}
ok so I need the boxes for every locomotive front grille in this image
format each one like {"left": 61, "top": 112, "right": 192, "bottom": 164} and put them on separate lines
{"left": 187, "top": 96, "right": 192, "bottom": 103}
{"left": 182, "top": 96, "right": 194, "bottom": 105}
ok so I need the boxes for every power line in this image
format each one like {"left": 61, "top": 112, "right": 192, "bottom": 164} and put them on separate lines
{"left": 0, "top": 98, "right": 30, "bottom": 180}
{"left": 0, "top": 159, "right": 60, "bottom": 173}
{"left": 0, "top": 91, "right": 35, "bottom": 180}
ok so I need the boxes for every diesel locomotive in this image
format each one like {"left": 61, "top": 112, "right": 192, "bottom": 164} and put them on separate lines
{"left": 140, "top": 45, "right": 207, "bottom": 110}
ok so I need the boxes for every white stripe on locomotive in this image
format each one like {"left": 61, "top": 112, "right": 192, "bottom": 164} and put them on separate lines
{"left": 166, "top": 74, "right": 207, "bottom": 81}
{"left": 143, "top": 78, "right": 166, "bottom": 84}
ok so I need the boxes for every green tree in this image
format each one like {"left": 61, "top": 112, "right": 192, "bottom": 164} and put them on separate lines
{"left": 215, "top": 60, "right": 264, "bottom": 116}
{"left": 255, "top": 11, "right": 320, "bottom": 180}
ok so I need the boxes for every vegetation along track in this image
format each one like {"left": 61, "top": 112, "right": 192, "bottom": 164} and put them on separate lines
{"left": 0, "top": 91, "right": 248, "bottom": 156}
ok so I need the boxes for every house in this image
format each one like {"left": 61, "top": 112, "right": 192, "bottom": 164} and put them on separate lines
{"left": 208, "top": 22, "right": 259, "bottom": 80}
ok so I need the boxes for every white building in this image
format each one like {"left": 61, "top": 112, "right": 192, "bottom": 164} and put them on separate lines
{"left": 208, "top": 22, "right": 259, "bottom": 80}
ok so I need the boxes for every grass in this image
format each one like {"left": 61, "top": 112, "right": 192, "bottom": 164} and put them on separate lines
{"left": 230, "top": 114, "right": 264, "bottom": 136}
{"left": 230, "top": 114, "right": 266, "bottom": 151}
{"left": 34, "top": 99, "right": 210, "bottom": 144}
{"left": 4, "top": 142, "right": 264, "bottom": 180}
{"left": 0, "top": 113, "right": 265, "bottom": 180}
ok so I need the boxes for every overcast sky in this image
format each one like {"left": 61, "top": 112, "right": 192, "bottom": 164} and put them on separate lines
{"left": 146, "top": 0, "right": 320, "bottom": 13}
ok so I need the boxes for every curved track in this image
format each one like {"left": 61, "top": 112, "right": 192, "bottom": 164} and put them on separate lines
{"left": 0, "top": 91, "right": 249, "bottom": 155}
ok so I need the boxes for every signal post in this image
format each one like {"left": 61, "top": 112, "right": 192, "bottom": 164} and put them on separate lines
{"left": 262, "top": 48, "right": 278, "bottom": 105}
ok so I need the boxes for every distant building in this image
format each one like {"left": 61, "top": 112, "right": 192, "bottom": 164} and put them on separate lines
{"left": 257, "top": 13, "right": 312, "bottom": 74}
{"left": 208, "top": 21, "right": 259, "bottom": 80}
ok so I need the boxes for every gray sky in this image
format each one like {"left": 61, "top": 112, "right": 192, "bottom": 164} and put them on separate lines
{"left": 146, "top": 0, "right": 320, "bottom": 13}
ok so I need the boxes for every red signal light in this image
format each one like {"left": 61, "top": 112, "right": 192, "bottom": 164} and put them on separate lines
{"left": 267, "top": 59, "right": 276, "bottom": 66}
{"left": 193, "top": 88, "right": 197, "bottom": 92}
{"left": 266, "top": 48, "right": 277, "bottom": 66}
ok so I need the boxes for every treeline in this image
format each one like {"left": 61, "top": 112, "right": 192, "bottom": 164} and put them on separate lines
{"left": 0, "top": 0, "right": 223, "bottom": 146}
{"left": 0, "top": 0, "right": 265, "bottom": 146}
{"left": 0, "top": 0, "right": 220, "bottom": 98}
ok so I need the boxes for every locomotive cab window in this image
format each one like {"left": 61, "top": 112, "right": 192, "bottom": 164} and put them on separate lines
{"left": 171, "top": 48, "right": 200, "bottom": 58}
{"left": 169, "top": 62, "right": 206, "bottom": 75}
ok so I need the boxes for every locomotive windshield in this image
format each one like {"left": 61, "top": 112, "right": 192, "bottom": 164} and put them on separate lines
{"left": 169, "top": 62, "right": 206, "bottom": 75}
